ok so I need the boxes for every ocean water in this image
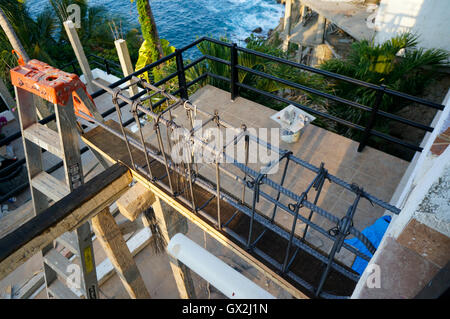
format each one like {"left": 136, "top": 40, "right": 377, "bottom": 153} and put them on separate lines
{"left": 27, "top": 0, "right": 284, "bottom": 57}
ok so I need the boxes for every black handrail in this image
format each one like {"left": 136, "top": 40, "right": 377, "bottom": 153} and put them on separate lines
{"left": 1, "top": 36, "right": 444, "bottom": 202}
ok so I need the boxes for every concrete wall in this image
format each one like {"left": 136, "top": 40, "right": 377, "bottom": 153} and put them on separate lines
{"left": 351, "top": 89, "right": 450, "bottom": 298}
{"left": 374, "top": 0, "right": 450, "bottom": 52}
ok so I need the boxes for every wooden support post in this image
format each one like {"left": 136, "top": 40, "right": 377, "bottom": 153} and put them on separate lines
{"left": 152, "top": 197, "right": 196, "bottom": 299}
{"left": 114, "top": 39, "right": 139, "bottom": 97}
{"left": 284, "top": 0, "right": 292, "bottom": 34}
{"left": 116, "top": 182, "right": 155, "bottom": 221}
{"left": 63, "top": 20, "right": 95, "bottom": 93}
{"left": 92, "top": 208, "right": 150, "bottom": 299}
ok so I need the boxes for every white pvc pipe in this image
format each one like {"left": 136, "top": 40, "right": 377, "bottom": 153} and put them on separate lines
{"left": 167, "top": 233, "right": 275, "bottom": 299}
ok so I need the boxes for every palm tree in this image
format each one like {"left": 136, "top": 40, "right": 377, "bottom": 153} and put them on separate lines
{"left": 0, "top": 2, "right": 29, "bottom": 62}
{"left": 320, "top": 33, "right": 449, "bottom": 140}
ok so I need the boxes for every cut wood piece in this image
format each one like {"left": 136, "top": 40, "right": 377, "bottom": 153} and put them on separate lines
{"left": 0, "top": 163, "right": 132, "bottom": 280}
{"left": 23, "top": 123, "right": 63, "bottom": 158}
{"left": 56, "top": 232, "right": 79, "bottom": 255}
{"left": 116, "top": 182, "right": 156, "bottom": 221}
{"left": 43, "top": 249, "right": 73, "bottom": 283}
{"left": 47, "top": 279, "right": 79, "bottom": 299}
{"left": 152, "top": 197, "right": 196, "bottom": 299}
{"left": 32, "top": 171, "right": 70, "bottom": 202}
{"left": 92, "top": 208, "right": 150, "bottom": 299}
{"left": 117, "top": 219, "right": 142, "bottom": 236}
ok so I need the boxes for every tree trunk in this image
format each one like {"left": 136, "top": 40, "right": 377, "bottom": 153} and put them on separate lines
{"left": 136, "top": 0, "right": 163, "bottom": 59}
{"left": 0, "top": 8, "right": 29, "bottom": 62}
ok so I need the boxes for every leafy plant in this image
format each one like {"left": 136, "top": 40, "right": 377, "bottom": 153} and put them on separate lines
{"left": 320, "top": 33, "right": 449, "bottom": 141}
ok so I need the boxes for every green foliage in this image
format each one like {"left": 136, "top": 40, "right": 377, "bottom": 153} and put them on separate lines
{"left": 135, "top": 38, "right": 175, "bottom": 83}
{"left": 320, "top": 33, "right": 449, "bottom": 141}
{"left": 0, "top": 0, "right": 142, "bottom": 106}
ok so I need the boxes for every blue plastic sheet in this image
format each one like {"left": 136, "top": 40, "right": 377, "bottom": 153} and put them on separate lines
{"left": 344, "top": 215, "right": 391, "bottom": 275}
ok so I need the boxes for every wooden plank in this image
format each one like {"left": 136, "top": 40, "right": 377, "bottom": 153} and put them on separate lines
{"left": 23, "top": 123, "right": 63, "bottom": 158}
{"left": 116, "top": 182, "right": 156, "bottom": 221}
{"left": 32, "top": 172, "right": 70, "bottom": 202}
{"left": 81, "top": 122, "right": 308, "bottom": 299}
{"left": 63, "top": 20, "right": 95, "bottom": 93}
{"left": 151, "top": 197, "right": 196, "bottom": 299}
{"left": 117, "top": 219, "right": 142, "bottom": 236}
{"left": 0, "top": 163, "right": 132, "bottom": 280}
{"left": 92, "top": 208, "right": 150, "bottom": 299}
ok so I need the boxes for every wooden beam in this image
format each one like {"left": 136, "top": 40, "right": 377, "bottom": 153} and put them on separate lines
{"left": 116, "top": 182, "right": 156, "bottom": 221}
{"left": 117, "top": 218, "right": 142, "bottom": 236}
{"left": 63, "top": 20, "right": 95, "bottom": 92}
{"left": 0, "top": 163, "right": 132, "bottom": 280}
{"left": 92, "top": 208, "right": 150, "bottom": 299}
{"left": 114, "top": 39, "right": 139, "bottom": 97}
{"left": 152, "top": 197, "right": 197, "bottom": 299}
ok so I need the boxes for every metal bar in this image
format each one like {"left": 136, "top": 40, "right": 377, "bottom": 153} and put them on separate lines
{"left": 235, "top": 44, "right": 445, "bottom": 110}
{"left": 230, "top": 43, "right": 239, "bottom": 100}
{"left": 358, "top": 85, "right": 386, "bottom": 152}
{"left": 236, "top": 82, "right": 423, "bottom": 152}
{"left": 302, "top": 163, "right": 327, "bottom": 240}
{"left": 175, "top": 49, "right": 189, "bottom": 100}
{"left": 315, "top": 190, "right": 362, "bottom": 297}
{"left": 236, "top": 65, "right": 434, "bottom": 132}
{"left": 281, "top": 171, "right": 323, "bottom": 273}
{"left": 270, "top": 153, "right": 291, "bottom": 223}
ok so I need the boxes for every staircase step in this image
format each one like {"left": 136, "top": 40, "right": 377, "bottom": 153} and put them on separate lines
{"left": 47, "top": 279, "right": 80, "bottom": 299}
{"left": 32, "top": 171, "right": 70, "bottom": 202}
{"left": 23, "top": 123, "right": 63, "bottom": 158}
{"left": 56, "top": 232, "right": 79, "bottom": 255}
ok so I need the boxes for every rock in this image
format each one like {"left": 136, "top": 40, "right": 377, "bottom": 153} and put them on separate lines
{"left": 268, "top": 28, "right": 274, "bottom": 37}
{"left": 252, "top": 27, "right": 262, "bottom": 33}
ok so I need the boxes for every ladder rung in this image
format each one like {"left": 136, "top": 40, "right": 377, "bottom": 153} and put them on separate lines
{"left": 23, "top": 123, "right": 63, "bottom": 158}
{"left": 43, "top": 249, "right": 73, "bottom": 283}
{"left": 56, "top": 232, "right": 79, "bottom": 255}
{"left": 32, "top": 171, "right": 70, "bottom": 202}
{"left": 47, "top": 279, "right": 80, "bottom": 299}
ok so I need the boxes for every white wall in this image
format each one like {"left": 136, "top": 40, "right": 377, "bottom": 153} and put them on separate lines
{"left": 374, "top": 0, "right": 450, "bottom": 52}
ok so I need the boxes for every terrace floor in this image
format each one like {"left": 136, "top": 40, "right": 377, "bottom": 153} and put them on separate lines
{"left": 0, "top": 82, "right": 409, "bottom": 299}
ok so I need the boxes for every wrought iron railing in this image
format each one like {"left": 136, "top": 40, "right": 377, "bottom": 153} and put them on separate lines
{"left": 0, "top": 36, "right": 444, "bottom": 206}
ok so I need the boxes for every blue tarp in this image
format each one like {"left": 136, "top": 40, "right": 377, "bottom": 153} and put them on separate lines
{"left": 344, "top": 215, "right": 391, "bottom": 275}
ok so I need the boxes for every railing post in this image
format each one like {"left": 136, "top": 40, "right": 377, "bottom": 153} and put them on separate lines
{"left": 230, "top": 43, "right": 239, "bottom": 101}
{"left": 175, "top": 49, "right": 189, "bottom": 100}
{"left": 357, "top": 84, "right": 386, "bottom": 152}
{"left": 104, "top": 58, "right": 111, "bottom": 75}
{"left": 115, "top": 39, "right": 139, "bottom": 97}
